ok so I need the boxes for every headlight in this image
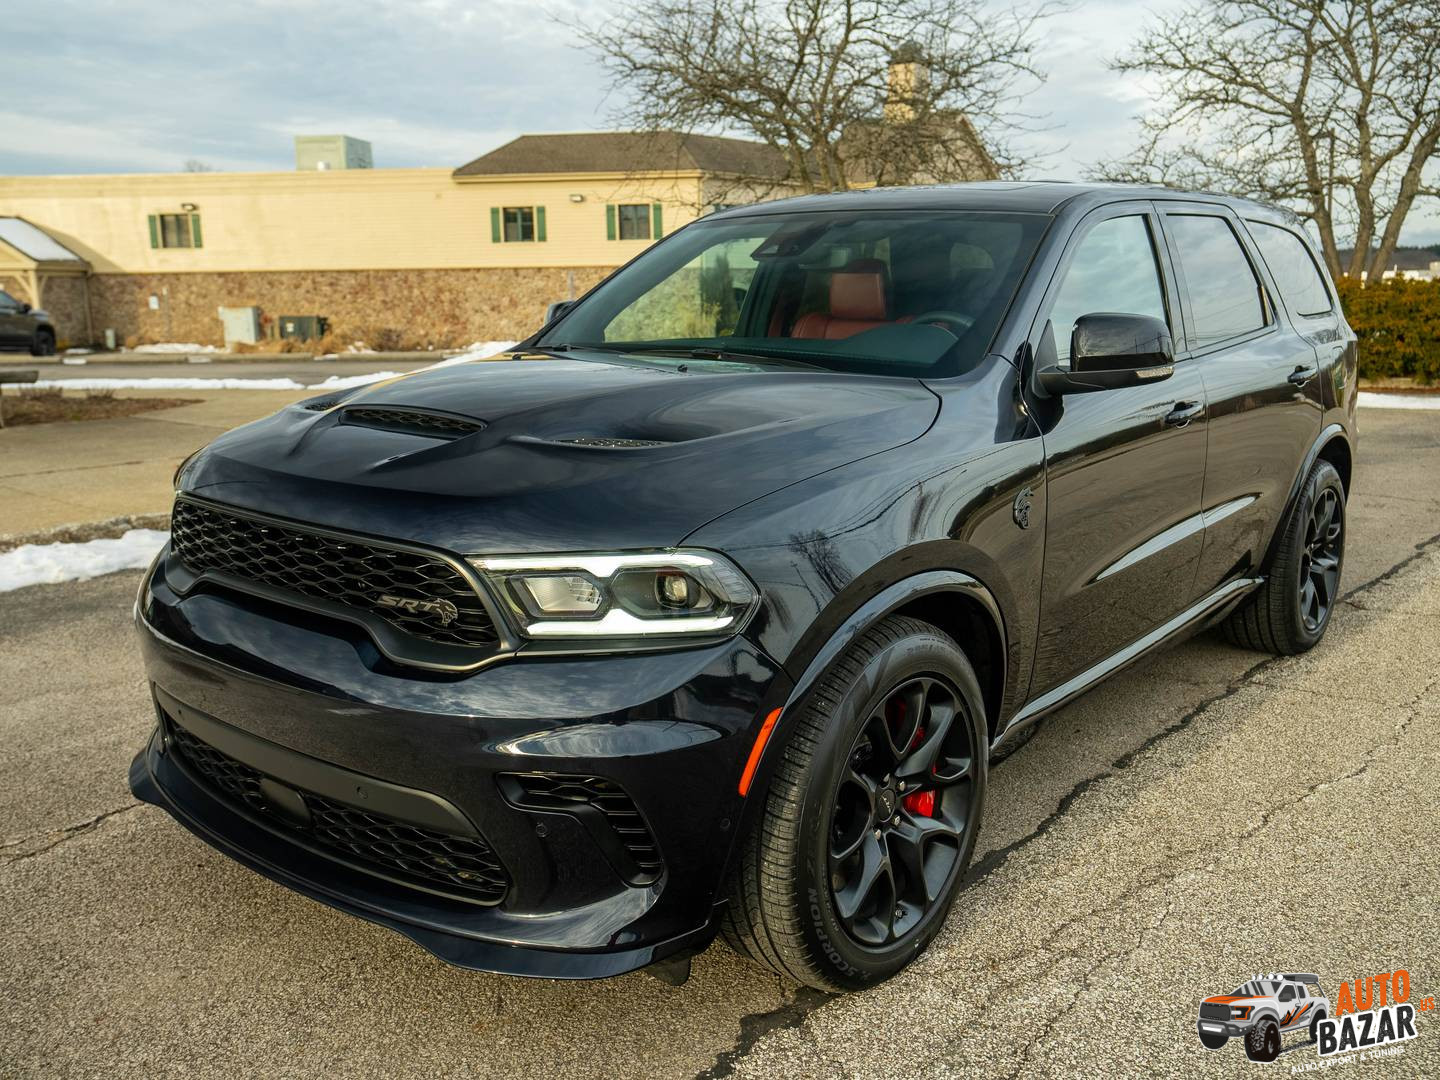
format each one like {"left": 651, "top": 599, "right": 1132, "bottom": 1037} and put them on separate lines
{"left": 468, "top": 550, "right": 758, "bottom": 639}
{"left": 1232, "top": 1006, "right": 1253, "bottom": 1020}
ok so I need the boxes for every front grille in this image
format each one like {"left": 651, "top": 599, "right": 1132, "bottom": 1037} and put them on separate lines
{"left": 170, "top": 498, "right": 498, "bottom": 650}
{"left": 1200, "top": 1002, "right": 1233, "bottom": 1022}
{"left": 341, "top": 407, "right": 484, "bottom": 438}
{"left": 504, "top": 772, "right": 662, "bottom": 884}
{"left": 168, "top": 718, "right": 509, "bottom": 903}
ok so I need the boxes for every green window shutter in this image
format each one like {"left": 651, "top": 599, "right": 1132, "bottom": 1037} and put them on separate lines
{"left": 652, "top": 204, "right": 663, "bottom": 239}
{"left": 606, "top": 204, "right": 617, "bottom": 241}
{"left": 189, "top": 214, "right": 203, "bottom": 249}
{"left": 147, "top": 214, "right": 159, "bottom": 248}
{"left": 490, "top": 207, "right": 502, "bottom": 243}
{"left": 536, "top": 205, "right": 546, "bottom": 242}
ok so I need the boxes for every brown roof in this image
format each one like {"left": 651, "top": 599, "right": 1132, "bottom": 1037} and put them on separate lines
{"left": 453, "top": 131, "right": 793, "bottom": 179}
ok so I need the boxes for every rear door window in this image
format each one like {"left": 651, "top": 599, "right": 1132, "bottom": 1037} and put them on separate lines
{"left": 1248, "top": 221, "right": 1332, "bottom": 316}
{"left": 1166, "top": 214, "right": 1268, "bottom": 348}
{"left": 1047, "top": 215, "right": 1168, "bottom": 361}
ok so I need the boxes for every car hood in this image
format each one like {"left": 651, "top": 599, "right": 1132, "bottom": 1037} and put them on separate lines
{"left": 180, "top": 351, "right": 940, "bottom": 553}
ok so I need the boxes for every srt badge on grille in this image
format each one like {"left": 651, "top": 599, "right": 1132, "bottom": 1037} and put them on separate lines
{"left": 377, "top": 594, "right": 460, "bottom": 626}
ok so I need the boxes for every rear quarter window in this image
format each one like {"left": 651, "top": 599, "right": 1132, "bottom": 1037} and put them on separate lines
{"left": 1248, "top": 221, "right": 1333, "bottom": 317}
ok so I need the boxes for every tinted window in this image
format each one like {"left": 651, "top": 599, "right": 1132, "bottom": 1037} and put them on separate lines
{"left": 543, "top": 210, "right": 1050, "bottom": 378}
{"left": 0, "top": 290, "right": 17, "bottom": 309}
{"left": 1047, "top": 215, "right": 1167, "bottom": 361}
{"left": 1249, "top": 221, "right": 1332, "bottom": 316}
{"left": 1167, "top": 215, "right": 1267, "bottom": 346}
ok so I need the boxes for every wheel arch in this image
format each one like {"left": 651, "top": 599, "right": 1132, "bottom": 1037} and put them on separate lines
{"left": 1261, "top": 423, "right": 1352, "bottom": 572}
{"left": 778, "top": 569, "right": 1008, "bottom": 743}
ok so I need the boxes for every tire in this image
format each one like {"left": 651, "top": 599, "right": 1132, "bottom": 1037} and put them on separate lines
{"left": 1224, "top": 458, "right": 1345, "bottom": 654}
{"left": 1245, "top": 1019, "right": 1282, "bottom": 1063}
{"left": 1197, "top": 1028, "right": 1228, "bottom": 1050}
{"left": 30, "top": 329, "right": 56, "bottom": 357}
{"left": 720, "top": 615, "right": 988, "bottom": 991}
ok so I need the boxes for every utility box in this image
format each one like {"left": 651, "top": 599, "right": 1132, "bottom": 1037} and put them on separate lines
{"left": 278, "top": 315, "right": 328, "bottom": 342}
{"left": 294, "top": 135, "right": 373, "bottom": 171}
{"left": 218, "top": 306, "right": 261, "bottom": 346}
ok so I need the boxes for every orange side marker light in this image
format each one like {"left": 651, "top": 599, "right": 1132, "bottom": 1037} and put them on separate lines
{"left": 738, "top": 708, "right": 783, "bottom": 796}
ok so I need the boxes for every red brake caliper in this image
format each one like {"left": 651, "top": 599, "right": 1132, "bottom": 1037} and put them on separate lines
{"left": 902, "top": 789, "right": 936, "bottom": 817}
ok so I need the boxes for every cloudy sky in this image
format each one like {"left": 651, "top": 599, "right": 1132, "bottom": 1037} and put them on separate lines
{"left": 5, "top": 0, "right": 1437, "bottom": 244}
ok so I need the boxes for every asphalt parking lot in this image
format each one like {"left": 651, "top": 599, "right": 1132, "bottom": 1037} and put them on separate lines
{"left": 2, "top": 408, "right": 1438, "bottom": 1079}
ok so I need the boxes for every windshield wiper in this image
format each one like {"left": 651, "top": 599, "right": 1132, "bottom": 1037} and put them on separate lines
{"left": 611, "top": 345, "right": 829, "bottom": 370}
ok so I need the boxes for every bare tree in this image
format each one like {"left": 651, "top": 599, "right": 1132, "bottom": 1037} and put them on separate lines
{"left": 571, "top": 0, "right": 1054, "bottom": 201}
{"left": 182, "top": 159, "right": 215, "bottom": 173}
{"left": 1094, "top": 0, "right": 1440, "bottom": 279}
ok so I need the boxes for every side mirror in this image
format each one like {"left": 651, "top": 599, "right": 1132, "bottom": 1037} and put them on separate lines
{"left": 1033, "top": 313, "right": 1174, "bottom": 396}
{"left": 544, "top": 300, "right": 575, "bottom": 325}
{"left": 18, "top": 302, "right": 32, "bottom": 314}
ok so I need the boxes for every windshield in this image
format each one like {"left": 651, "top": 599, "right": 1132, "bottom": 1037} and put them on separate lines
{"left": 539, "top": 209, "right": 1050, "bottom": 378}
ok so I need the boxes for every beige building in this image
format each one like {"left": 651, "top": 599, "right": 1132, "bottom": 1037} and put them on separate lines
{"left": 0, "top": 128, "right": 993, "bottom": 349}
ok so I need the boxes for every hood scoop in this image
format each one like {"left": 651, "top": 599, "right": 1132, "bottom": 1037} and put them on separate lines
{"left": 338, "top": 406, "right": 486, "bottom": 439}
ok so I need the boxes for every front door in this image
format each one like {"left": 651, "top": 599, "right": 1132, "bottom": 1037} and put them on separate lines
{"left": 1029, "top": 204, "right": 1210, "bottom": 695}
{"left": 1159, "top": 209, "right": 1328, "bottom": 595}
{"left": 0, "top": 290, "right": 25, "bottom": 346}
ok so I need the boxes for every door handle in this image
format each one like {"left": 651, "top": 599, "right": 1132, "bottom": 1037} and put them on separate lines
{"left": 1164, "top": 401, "right": 1204, "bottom": 428}
{"left": 1288, "top": 365, "right": 1318, "bottom": 386}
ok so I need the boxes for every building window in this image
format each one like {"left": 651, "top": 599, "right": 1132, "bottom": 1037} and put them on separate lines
{"left": 148, "top": 212, "right": 203, "bottom": 249}
{"left": 617, "top": 204, "right": 652, "bottom": 241}
{"left": 491, "top": 206, "right": 545, "bottom": 242}
{"left": 504, "top": 207, "right": 535, "bottom": 242}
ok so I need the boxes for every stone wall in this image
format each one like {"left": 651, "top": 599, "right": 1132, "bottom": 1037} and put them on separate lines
{"left": 80, "top": 266, "right": 615, "bottom": 348}
{"left": 0, "top": 273, "right": 91, "bottom": 350}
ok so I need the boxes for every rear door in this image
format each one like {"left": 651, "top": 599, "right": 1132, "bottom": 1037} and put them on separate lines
{"left": 1157, "top": 206, "right": 1324, "bottom": 595}
{"left": 1028, "top": 202, "right": 1210, "bottom": 695}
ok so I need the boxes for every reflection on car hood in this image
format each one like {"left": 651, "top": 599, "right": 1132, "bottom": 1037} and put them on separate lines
{"left": 180, "top": 351, "right": 940, "bottom": 553}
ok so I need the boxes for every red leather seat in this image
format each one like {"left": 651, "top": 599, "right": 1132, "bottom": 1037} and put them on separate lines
{"left": 791, "top": 259, "right": 895, "bottom": 339}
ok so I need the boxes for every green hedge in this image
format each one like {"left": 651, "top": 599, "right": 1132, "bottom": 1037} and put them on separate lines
{"left": 1335, "top": 276, "right": 1440, "bottom": 384}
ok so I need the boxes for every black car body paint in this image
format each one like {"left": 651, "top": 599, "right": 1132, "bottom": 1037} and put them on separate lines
{"left": 130, "top": 182, "right": 1357, "bottom": 980}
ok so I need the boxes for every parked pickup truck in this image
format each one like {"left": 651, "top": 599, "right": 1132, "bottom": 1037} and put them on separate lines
{"left": 1197, "top": 972, "right": 1330, "bottom": 1062}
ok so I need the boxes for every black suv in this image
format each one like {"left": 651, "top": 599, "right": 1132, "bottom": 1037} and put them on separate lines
{"left": 0, "top": 289, "right": 56, "bottom": 355}
{"left": 131, "top": 183, "right": 1356, "bottom": 991}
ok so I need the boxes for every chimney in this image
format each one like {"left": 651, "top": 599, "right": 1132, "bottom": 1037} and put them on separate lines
{"left": 885, "top": 42, "right": 929, "bottom": 122}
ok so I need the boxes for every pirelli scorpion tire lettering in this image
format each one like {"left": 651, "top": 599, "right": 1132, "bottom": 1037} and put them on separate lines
{"left": 1225, "top": 458, "right": 1345, "bottom": 655}
{"left": 720, "top": 616, "right": 988, "bottom": 991}
{"left": 1246, "top": 1018, "right": 1282, "bottom": 1063}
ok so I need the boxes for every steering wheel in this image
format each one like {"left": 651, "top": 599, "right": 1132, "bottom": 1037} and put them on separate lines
{"left": 908, "top": 310, "right": 975, "bottom": 337}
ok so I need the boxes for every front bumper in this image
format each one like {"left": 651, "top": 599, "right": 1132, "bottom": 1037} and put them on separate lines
{"left": 131, "top": 551, "right": 790, "bottom": 978}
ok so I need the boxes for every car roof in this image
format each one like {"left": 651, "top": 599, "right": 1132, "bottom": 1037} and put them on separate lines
{"left": 709, "top": 180, "right": 1298, "bottom": 225}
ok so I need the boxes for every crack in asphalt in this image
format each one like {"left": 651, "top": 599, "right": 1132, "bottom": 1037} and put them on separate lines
{"left": 699, "top": 525, "right": 1440, "bottom": 1078}
{"left": 695, "top": 984, "right": 834, "bottom": 1080}
{"left": 0, "top": 802, "right": 142, "bottom": 865}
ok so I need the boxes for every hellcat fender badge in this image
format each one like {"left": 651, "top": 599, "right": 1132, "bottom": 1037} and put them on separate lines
{"left": 377, "top": 594, "right": 460, "bottom": 625}
{"left": 1013, "top": 486, "right": 1034, "bottom": 530}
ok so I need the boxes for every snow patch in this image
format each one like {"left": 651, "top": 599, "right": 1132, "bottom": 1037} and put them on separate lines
{"left": 29, "top": 341, "right": 519, "bottom": 393}
{"left": 1358, "top": 392, "right": 1440, "bottom": 410}
{"left": 0, "top": 530, "right": 169, "bottom": 593}
{"left": 132, "top": 343, "right": 221, "bottom": 354}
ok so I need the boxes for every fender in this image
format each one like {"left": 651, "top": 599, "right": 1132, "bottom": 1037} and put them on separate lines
{"left": 1260, "top": 422, "right": 1351, "bottom": 573}
{"left": 710, "top": 570, "right": 1007, "bottom": 895}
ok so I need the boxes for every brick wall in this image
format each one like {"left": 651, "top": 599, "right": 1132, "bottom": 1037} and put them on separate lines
{"left": 0, "top": 273, "right": 90, "bottom": 349}
{"left": 81, "top": 266, "right": 615, "bottom": 348}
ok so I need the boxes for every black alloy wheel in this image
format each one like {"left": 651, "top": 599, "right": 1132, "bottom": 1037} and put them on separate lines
{"left": 828, "top": 676, "right": 976, "bottom": 947}
{"left": 1224, "top": 458, "right": 1346, "bottom": 655}
{"left": 1298, "top": 486, "right": 1343, "bottom": 633}
{"left": 31, "top": 329, "right": 56, "bottom": 357}
{"left": 720, "top": 615, "right": 988, "bottom": 991}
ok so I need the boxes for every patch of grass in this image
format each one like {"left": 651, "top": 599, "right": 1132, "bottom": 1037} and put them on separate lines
{"left": 0, "top": 388, "right": 202, "bottom": 427}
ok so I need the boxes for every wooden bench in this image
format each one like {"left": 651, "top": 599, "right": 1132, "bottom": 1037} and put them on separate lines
{"left": 0, "top": 369, "right": 40, "bottom": 429}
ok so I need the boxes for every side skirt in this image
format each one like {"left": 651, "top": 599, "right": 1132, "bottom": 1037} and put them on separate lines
{"left": 991, "top": 576, "right": 1263, "bottom": 754}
